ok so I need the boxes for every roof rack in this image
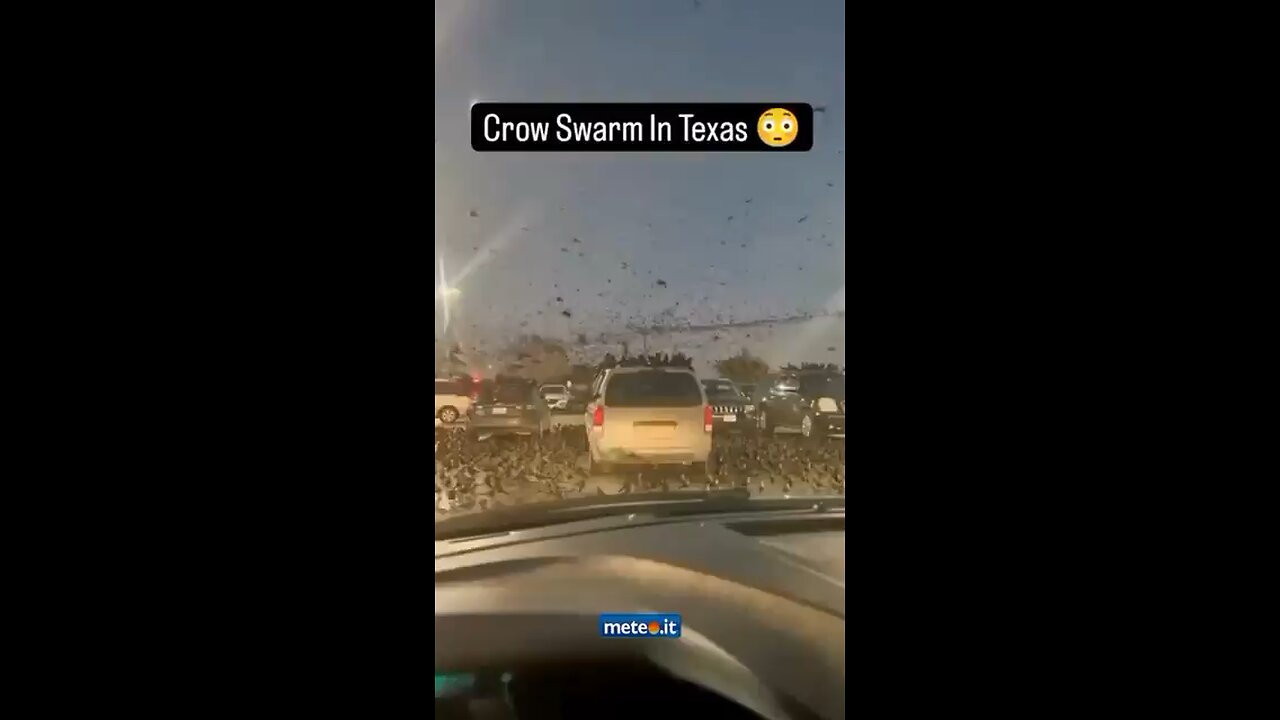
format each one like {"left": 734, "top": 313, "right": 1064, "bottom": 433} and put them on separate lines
{"left": 615, "top": 352, "right": 695, "bottom": 369}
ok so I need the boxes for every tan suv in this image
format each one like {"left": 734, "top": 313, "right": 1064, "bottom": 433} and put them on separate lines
{"left": 584, "top": 366, "right": 713, "bottom": 476}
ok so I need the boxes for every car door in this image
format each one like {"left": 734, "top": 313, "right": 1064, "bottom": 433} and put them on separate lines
{"left": 750, "top": 375, "right": 771, "bottom": 425}
{"left": 768, "top": 375, "right": 804, "bottom": 427}
{"left": 530, "top": 385, "right": 549, "bottom": 429}
{"left": 434, "top": 380, "right": 449, "bottom": 415}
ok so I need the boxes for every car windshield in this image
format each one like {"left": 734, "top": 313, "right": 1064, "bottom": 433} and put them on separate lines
{"left": 435, "top": 0, "right": 844, "bottom": 523}
{"left": 703, "top": 380, "right": 740, "bottom": 396}
{"left": 479, "top": 383, "right": 531, "bottom": 404}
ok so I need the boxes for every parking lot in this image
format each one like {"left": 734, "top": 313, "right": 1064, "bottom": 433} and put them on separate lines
{"left": 435, "top": 421, "right": 844, "bottom": 520}
{"left": 435, "top": 410, "right": 584, "bottom": 429}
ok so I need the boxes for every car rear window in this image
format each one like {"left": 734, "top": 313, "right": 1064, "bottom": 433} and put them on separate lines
{"left": 605, "top": 371, "right": 703, "bottom": 408}
{"left": 541, "top": 385, "right": 565, "bottom": 393}
{"left": 480, "top": 383, "right": 530, "bottom": 404}
{"left": 435, "top": 380, "right": 460, "bottom": 395}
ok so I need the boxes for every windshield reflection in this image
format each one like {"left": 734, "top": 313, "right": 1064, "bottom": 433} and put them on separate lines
{"left": 435, "top": 0, "right": 844, "bottom": 522}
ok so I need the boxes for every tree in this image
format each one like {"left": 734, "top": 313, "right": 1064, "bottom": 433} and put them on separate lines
{"left": 715, "top": 349, "right": 770, "bottom": 384}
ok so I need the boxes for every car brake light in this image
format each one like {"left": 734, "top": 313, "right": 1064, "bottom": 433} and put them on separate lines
{"left": 593, "top": 406, "right": 605, "bottom": 427}
{"left": 704, "top": 405, "right": 713, "bottom": 433}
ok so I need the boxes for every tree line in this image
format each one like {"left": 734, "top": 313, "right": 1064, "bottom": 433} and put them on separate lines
{"left": 439, "top": 336, "right": 839, "bottom": 387}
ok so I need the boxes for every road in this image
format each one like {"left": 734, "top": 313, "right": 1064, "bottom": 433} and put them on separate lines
{"left": 436, "top": 414, "right": 843, "bottom": 521}
{"left": 435, "top": 412, "right": 584, "bottom": 429}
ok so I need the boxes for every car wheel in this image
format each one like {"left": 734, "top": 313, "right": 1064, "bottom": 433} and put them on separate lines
{"left": 439, "top": 406, "right": 459, "bottom": 424}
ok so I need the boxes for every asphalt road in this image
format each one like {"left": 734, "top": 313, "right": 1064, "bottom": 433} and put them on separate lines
{"left": 435, "top": 411, "right": 584, "bottom": 429}
{"left": 435, "top": 420, "right": 844, "bottom": 521}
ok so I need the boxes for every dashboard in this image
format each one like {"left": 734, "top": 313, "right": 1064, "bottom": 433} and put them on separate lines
{"left": 436, "top": 506, "right": 845, "bottom": 720}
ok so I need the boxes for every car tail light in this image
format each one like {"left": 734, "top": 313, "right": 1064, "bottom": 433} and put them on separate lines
{"left": 704, "top": 405, "right": 713, "bottom": 433}
{"left": 592, "top": 406, "right": 605, "bottom": 428}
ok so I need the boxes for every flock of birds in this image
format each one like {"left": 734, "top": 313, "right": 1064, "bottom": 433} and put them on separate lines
{"left": 453, "top": 158, "right": 843, "bottom": 339}
{"left": 435, "top": 425, "right": 845, "bottom": 517}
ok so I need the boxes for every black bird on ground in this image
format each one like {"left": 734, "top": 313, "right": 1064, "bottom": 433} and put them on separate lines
{"left": 435, "top": 426, "right": 845, "bottom": 516}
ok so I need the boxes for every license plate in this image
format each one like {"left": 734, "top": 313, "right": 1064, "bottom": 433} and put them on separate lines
{"left": 636, "top": 427, "right": 673, "bottom": 439}
{"left": 492, "top": 407, "right": 507, "bottom": 415}
{"left": 720, "top": 415, "right": 737, "bottom": 422}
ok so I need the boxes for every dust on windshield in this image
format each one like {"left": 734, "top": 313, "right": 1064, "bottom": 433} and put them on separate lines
{"left": 435, "top": 0, "right": 845, "bottom": 521}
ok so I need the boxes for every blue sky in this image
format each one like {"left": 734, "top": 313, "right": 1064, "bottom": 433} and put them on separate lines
{"left": 435, "top": 0, "right": 845, "bottom": 342}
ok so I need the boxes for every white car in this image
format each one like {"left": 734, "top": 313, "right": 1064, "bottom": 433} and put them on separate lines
{"left": 584, "top": 366, "right": 713, "bottom": 476}
{"left": 538, "top": 384, "right": 570, "bottom": 410}
{"left": 434, "top": 378, "right": 471, "bottom": 424}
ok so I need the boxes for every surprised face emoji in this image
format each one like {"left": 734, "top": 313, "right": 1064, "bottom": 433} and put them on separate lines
{"left": 757, "top": 108, "right": 798, "bottom": 148}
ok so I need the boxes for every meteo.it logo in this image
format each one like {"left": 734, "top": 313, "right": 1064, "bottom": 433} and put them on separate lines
{"left": 599, "top": 613, "right": 682, "bottom": 638}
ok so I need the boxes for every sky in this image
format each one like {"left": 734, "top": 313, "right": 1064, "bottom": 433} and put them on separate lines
{"left": 435, "top": 0, "right": 845, "bottom": 345}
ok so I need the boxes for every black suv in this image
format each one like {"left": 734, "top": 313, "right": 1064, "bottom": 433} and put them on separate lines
{"left": 750, "top": 369, "right": 845, "bottom": 439}
{"left": 700, "top": 378, "right": 751, "bottom": 431}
